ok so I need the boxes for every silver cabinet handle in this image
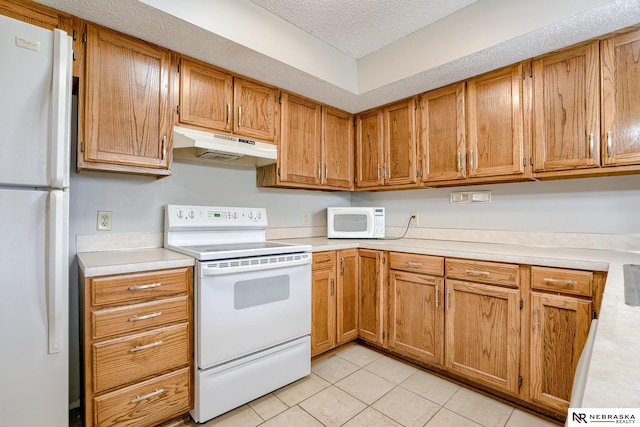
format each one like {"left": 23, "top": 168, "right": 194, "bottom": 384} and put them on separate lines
{"left": 589, "top": 133, "right": 594, "bottom": 158}
{"left": 470, "top": 150, "right": 475, "bottom": 170}
{"left": 457, "top": 152, "right": 462, "bottom": 172}
{"left": 405, "top": 261, "right": 422, "bottom": 268}
{"left": 447, "top": 289, "right": 451, "bottom": 309}
{"left": 317, "top": 162, "right": 321, "bottom": 179}
{"left": 340, "top": 258, "right": 345, "bottom": 275}
{"left": 383, "top": 163, "right": 388, "bottom": 179}
{"left": 330, "top": 278, "right": 334, "bottom": 296}
{"left": 435, "top": 285, "right": 439, "bottom": 307}
{"left": 535, "top": 305, "right": 540, "bottom": 330}
{"left": 131, "top": 388, "right": 164, "bottom": 403}
{"left": 129, "top": 282, "right": 161, "bottom": 291}
{"left": 607, "top": 131, "right": 612, "bottom": 156}
{"left": 325, "top": 163, "right": 328, "bottom": 180}
{"left": 543, "top": 278, "right": 578, "bottom": 285}
{"left": 129, "top": 312, "right": 162, "bottom": 322}
{"left": 227, "top": 103, "right": 231, "bottom": 124}
{"left": 130, "top": 340, "right": 163, "bottom": 353}
{"left": 161, "top": 135, "right": 167, "bottom": 160}
{"left": 238, "top": 106, "right": 242, "bottom": 127}
{"left": 377, "top": 164, "right": 381, "bottom": 180}
{"left": 465, "top": 269, "right": 490, "bottom": 276}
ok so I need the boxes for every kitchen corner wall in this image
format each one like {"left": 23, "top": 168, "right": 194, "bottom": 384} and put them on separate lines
{"left": 352, "top": 175, "right": 640, "bottom": 235}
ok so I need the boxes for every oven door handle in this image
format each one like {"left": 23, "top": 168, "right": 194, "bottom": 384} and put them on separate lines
{"left": 201, "top": 256, "right": 311, "bottom": 276}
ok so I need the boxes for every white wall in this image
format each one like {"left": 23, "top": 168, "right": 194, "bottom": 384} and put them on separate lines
{"left": 352, "top": 175, "right": 640, "bottom": 235}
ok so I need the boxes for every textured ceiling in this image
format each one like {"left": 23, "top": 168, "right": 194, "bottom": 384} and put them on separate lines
{"left": 248, "top": 0, "right": 479, "bottom": 58}
{"left": 34, "top": 0, "right": 640, "bottom": 113}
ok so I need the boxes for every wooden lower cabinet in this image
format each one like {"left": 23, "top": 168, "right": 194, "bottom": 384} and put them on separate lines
{"left": 358, "top": 249, "right": 384, "bottom": 345}
{"left": 81, "top": 267, "right": 193, "bottom": 427}
{"left": 311, "top": 250, "right": 358, "bottom": 356}
{"left": 444, "top": 279, "right": 522, "bottom": 395}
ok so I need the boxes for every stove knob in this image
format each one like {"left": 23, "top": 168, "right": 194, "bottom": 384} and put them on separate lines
{"left": 256, "top": 212, "right": 262, "bottom": 220}
{"left": 248, "top": 212, "right": 253, "bottom": 219}
{"left": 188, "top": 210, "right": 195, "bottom": 219}
{"left": 177, "top": 209, "right": 183, "bottom": 219}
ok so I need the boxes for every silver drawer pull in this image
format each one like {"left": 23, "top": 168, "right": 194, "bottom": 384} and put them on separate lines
{"left": 129, "top": 312, "right": 162, "bottom": 322}
{"left": 131, "top": 388, "right": 164, "bottom": 403}
{"left": 435, "top": 285, "right": 440, "bottom": 307}
{"left": 130, "top": 340, "right": 163, "bottom": 353}
{"left": 129, "top": 282, "right": 161, "bottom": 291}
{"left": 543, "top": 278, "right": 578, "bottom": 285}
{"left": 405, "top": 261, "right": 422, "bottom": 267}
{"left": 465, "top": 269, "right": 490, "bottom": 276}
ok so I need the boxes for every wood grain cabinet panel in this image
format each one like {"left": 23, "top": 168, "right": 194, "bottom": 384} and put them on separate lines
{"left": 445, "top": 279, "right": 521, "bottom": 395}
{"left": 311, "top": 266, "right": 335, "bottom": 356}
{"left": 358, "top": 249, "right": 384, "bottom": 344}
{"left": 446, "top": 258, "right": 519, "bottom": 288}
{"left": 419, "top": 82, "right": 467, "bottom": 183}
{"left": 233, "top": 77, "right": 277, "bottom": 141}
{"left": 388, "top": 270, "right": 445, "bottom": 366}
{"left": 467, "top": 63, "right": 526, "bottom": 179}
{"left": 80, "top": 24, "right": 171, "bottom": 175}
{"left": 601, "top": 26, "right": 640, "bottom": 167}
{"left": 384, "top": 98, "right": 418, "bottom": 186}
{"left": 531, "top": 266, "right": 593, "bottom": 297}
{"left": 389, "top": 252, "right": 444, "bottom": 276}
{"left": 337, "top": 249, "right": 359, "bottom": 344}
{"left": 530, "top": 292, "right": 592, "bottom": 412}
{"left": 322, "top": 106, "right": 355, "bottom": 189}
{"left": 532, "top": 41, "right": 600, "bottom": 172}
{"left": 355, "top": 109, "right": 385, "bottom": 188}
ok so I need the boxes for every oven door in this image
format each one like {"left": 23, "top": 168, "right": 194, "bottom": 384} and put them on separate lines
{"left": 196, "top": 253, "right": 311, "bottom": 370}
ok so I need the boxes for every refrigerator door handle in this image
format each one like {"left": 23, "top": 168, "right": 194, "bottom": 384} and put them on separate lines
{"left": 49, "top": 29, "right": 72, "bottom": 189}
{"left": 48, "top": 190, "right": 65, "bottom": 354}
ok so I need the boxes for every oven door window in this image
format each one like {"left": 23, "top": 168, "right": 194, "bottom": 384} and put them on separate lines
{"left": 234, "top": 275, "right": 290, "bottom": 310}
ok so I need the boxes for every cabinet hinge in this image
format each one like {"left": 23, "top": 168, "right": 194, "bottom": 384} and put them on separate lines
{"left": 72, "top": 30, "right": 77, "bottom": 41}
{"left": 530, "top": 156, "right": 534, "bottom": 166}
{"left": 177, "top": 63, "right": 180, "bottom": 73}
{"left": 382, "top": 256, "right": 386, "bottom": 265}
{"left": 277, "top": 167, "right": 281, "bottom": 177}
{"left": 176, "top": 105, "right": 180, "bottom": 114}
{"left": 72, "top": 50, "right": 76, "bottom": 61}
{"left": 518, "top": 376, "right": 523, "bottom": 388}
{"left": 593, "top": 309, "right": 597, "bottom": 320}
{"left": 382, "top": 331, "right": 385, "bottom": 340}
{"left": 80, "top": 142, "right": 85, "bottom": 153}
{"left": 523, "top": 158, "right": 526, "bottom": 167}
{"left": 82, "top": 32, "right": 87, "bottom": 44}
{"left": 414, "top": 100, "right": 418, "bottom": 110}
{"left": 530, "top": 68, "right": 533, "bottom": 78}
{"left": 521, "top": 71, "right": 525, "bottom": 80}
{"left": 353, "top": 118, "right": 357, "bottom": 127}
{"left": 278, "top": 95, "right": 282, "bottom": 104}
{"left": 519, "top": 298, "right": 523, "bottom": 310}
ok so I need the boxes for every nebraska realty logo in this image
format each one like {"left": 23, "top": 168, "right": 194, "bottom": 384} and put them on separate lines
{"left": 568, "top": 409, "right": 639, "bottom": 425}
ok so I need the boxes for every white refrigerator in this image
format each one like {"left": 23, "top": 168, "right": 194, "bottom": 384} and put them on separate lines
{"left": 0, "top": 14, "right": 72, "bottom": 426}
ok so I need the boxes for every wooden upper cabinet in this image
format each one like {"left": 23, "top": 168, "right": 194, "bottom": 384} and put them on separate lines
{"left": 601, "top": 27, "right": 640, "bottom": 167}
{"left": 322, "top": 106, "right": 354, "bottom": 189}
{"left": 278, "top": 92, "right": 322, "bottom": 186}
{"left": 178, "top": 58, "right": 233, "bottom": 132}
{"left": 0, "top": 0, "right": 63, "bottom": 30}
{"left": 419, "top": 82, "right": 466, "bottom": 183}
{"left": 384, "top": 97, "right": 418, "bottom": 186}
{"left": 467, "top": 63, "right": 526, "bottom": 179}
{"left": 356, "top": 109, "right": 385, "bottom": 188}
{"left": 80, "top": 24, "right": 171, "bottom": 175}
{"left": 533, "top": 41, "right": 600, "bottom": 172}
{"left": 233, "top": 77, "right": 277, "bottom": 141}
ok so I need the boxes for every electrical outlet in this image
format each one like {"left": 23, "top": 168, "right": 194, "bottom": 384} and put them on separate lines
{"left": 410, "top": 212, "right": 419, "bottom": 226}
{"left": 97, "top": 211, "right": 112, "bottom": 231}
{"left": 302, "top": 211, "right": 310, "bottom": 225}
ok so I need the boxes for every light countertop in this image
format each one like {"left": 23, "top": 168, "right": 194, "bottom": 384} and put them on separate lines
{"left": 76, "top": 235, "right": 640, "bottom": 409}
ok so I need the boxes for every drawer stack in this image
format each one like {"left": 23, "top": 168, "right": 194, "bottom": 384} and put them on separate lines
{"left": 81, "top": 267, "right": 193, "bottom": 427}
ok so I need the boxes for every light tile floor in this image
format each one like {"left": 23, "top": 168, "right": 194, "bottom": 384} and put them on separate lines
{"left": 184, "top": 344, "right": 561, "bottom": 427}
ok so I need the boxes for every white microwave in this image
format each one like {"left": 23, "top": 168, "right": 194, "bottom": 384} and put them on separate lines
{"left": 327, "top": 207, "right": 385, "bottom": 239}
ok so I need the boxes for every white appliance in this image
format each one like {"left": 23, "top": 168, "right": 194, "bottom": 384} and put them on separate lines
{"left": 164, "top": 205, "right": 312, "bottom": 423}
{"left": 327, "top": 206, "right": 386, "bottom": 239}
{"left": 0, "top": 14, "right": 72, "bottom": 427}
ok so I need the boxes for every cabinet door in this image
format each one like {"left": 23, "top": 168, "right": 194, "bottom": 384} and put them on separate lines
{"left": 233, "top": 77, "right": 276, "bottom": 141}
{"left": 279, "top": 92, "right": 322, "bottom": 186}
{"left": 533, "top": 42, "right": 600, "bottom": 171}
{"left": 467, "top": 63, "right": 525, "bottom": 178}
{"left": 358, "top": 249, "right": 384, "bottom": 344}
{"left": 601, "top": 28, "right": 640, "bottom": 166}
{"left": 388, "top": 271, "right": 444, "bottom": 366}
{"left": 445, "top": 279, "right": 521, "bottom": 394}
{"left": 384, "top": 98, "right": 417, "bottom": 185}
{"left": 337, "top": 249, "right": 358, "bottom": 344}
{"left": 356, "top": 109, "right": 384, "bottom": 188}
{"left": 530, "top": 292, "right": 592, "bottom": 413}
{"left": 419, "top": 83, "right": 466, "bottom": 183}
{"left": 322, "top": 106, "right": 354, "bottom": 189}
{"left": 311, "top": 268, "right": 335, "bottom": 357}
{"left": 83, "top": 24, "right": 171, "bottom": 171}
{"left": 178, "top": 58, "right": 233, "bottom": 132}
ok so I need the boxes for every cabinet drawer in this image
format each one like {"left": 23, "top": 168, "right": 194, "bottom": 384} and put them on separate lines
{"left": 91, "top": 268, "right": 190, "bottom": 307}
{"left": 531, "top": 266, "right": 593, "bottom": 297}
{"left": 93, "top": 367, "right": 191, "bottom": 427}
{"left": 446, "top": 258, "right": 519, "bottom": 288}
{"left": 312, "top": 251, "right": 336, "bottom": 271}
{"left": 92, "top": 296, "right": 189, "bottom": 340}
{"left": 93, "top": 323, "right": 190, "bottom": 393}
{"left": 389, "top": 252, "right": 444, "bottom": 276}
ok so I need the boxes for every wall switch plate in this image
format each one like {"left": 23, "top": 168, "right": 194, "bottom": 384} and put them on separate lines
{"left": 410, "top": 212, "right": 419, "bottom": 226}
{"left": 450, "top": 191, "right": 491, "bottom": 204}
{"left": 302, "top": 211, "right": 310, "bottom": 225}
{"left": 97, "top": 211, "right": 112, "bottom": 231}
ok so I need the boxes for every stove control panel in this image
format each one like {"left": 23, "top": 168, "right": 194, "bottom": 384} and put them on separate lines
{"left": 165, "top": 205, "right": 268, "bottom": 229}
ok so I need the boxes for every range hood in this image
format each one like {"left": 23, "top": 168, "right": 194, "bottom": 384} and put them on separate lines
{"left": 172, "top": 126, "right": 277, "bottom": 167}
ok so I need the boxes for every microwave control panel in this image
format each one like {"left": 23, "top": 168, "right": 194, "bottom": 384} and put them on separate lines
{"left": 374, "top": 208, "right": 385, "bottom": 238}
